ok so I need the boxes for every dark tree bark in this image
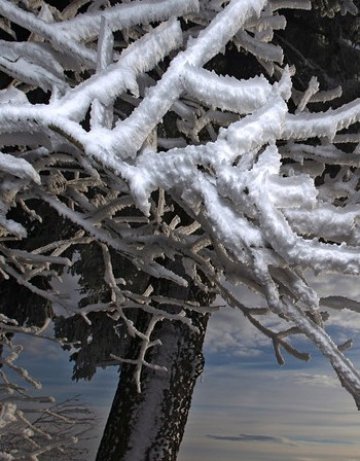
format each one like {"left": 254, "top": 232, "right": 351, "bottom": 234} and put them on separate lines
{"left": 96, "top": 274, "right": 211, "bottom": 461}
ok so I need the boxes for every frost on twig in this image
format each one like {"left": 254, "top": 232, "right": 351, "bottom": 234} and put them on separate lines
{"left": 0, "top": 326, "right": 94, "bottom": 460}
{"left": 0, "top": 0, "right": 360, "bottom": 410}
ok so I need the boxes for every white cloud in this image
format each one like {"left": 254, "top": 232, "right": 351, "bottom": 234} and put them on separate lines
{"left": 309, "top": 272, "right": 360, "bottom": 300}
{"left": 308, "top": 272, "right": 360, "bottom": 332}
{"left": 291, "top": 372, "right": 338, "bottom": 389}
{"left": 180, "top": 362, "right": 360, "bottom": 461}
{"left": 205, "top": 272, "right": 360, "bottom": 360}
{"left": 206, "top": 433, "right": 298, "bottom": 446}
{"left": 204, "top": 306, "right": 269, "bottom": 357}
{"left": 296, "top": 458, "right": 322, "bottom": 461}
{"left": 326, "top": 308, "right": 360, "bottom": 333}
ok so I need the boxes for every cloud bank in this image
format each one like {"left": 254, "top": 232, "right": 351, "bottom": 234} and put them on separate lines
{"left": 206, "top": 433, "right": 298, "bottom": 446}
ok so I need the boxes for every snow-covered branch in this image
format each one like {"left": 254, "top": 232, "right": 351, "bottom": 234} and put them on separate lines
{"left": 0, "top": 327, "right": 93, "bottom": 460}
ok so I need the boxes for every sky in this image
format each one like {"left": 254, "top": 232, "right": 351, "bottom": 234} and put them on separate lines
{"left": 11, "top": 271, "right": 360, "bottom": 461}
{"left": 178, "top": 308, "right": 360, "bottom": 461}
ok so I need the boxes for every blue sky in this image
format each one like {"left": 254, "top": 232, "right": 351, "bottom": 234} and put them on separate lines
{"left": 13, "top": 272, "right": 360, "bottom": 460}
{"left": 178, "top": 345, "right": 360, "bottom": 461}
{"left": 177, "top": 273, "right": 360, "bottom": 461}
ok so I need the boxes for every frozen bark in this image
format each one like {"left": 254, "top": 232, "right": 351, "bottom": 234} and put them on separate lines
{"left": 97, "top": 263, "right": 211, "bottom": 461}
{"left": 97, "top": 308, "right": 209, "bottom": 461}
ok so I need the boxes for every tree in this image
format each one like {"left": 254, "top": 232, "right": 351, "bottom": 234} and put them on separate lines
{"left": 0, "top": 329, "right": 94, "bottom": 460}
{"left": 0, "top": 0, "right": 359, "bottom": 459}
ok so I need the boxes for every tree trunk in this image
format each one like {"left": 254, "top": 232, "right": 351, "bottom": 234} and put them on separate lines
{"left": 96, "top": 277, "right": 210, "bottom": 461}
